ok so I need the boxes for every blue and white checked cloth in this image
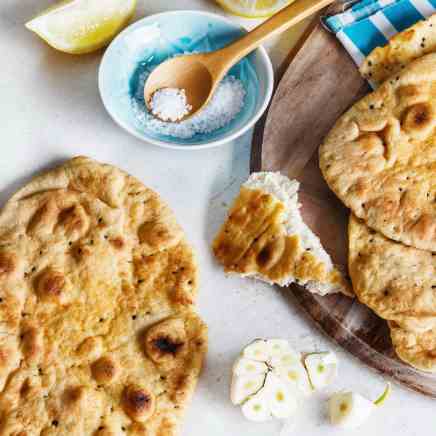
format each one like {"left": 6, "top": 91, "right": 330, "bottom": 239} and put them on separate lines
{"left": 324, "top": 0, "right": 436, "bottom": 67}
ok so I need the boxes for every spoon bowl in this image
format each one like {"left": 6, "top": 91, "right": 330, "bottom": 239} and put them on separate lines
{"left": 144, "top": 54, "right": 215, "bottom": 121}
{"left": 144, "top": 0, "right": 334, "bottom": 121}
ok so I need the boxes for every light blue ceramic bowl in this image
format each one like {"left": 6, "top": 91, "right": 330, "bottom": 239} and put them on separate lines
{"left": 99, "top": 10, "right": 274, "bottom": 150}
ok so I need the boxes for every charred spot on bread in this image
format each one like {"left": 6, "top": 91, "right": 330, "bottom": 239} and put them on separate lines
{"left": 154, "top": 337, "right": 184, "bottom": 355}
{"left": 35, "top": 268, "right": 65, "bottom": 298}
{"left": 91, "top": 357, "right": 118, "bottom": 384}
{"left": 0, "top": 252, "right": 16, "bottom": 276}
{"left": 109, "top": 237, "right": 124, "bottom": 249}
{"left": 144, "top": 318, "right": 187, "bottom": 366}
{"left": 122, "top": 385, "right": 155, "bottom": 422}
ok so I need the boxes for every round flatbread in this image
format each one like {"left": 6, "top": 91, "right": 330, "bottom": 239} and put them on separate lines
{"left": 348, "top": 214, "right": 436, "bottom": 333}
{"left": 0, "top": 157, "right": 207, "bottom": 435}
{"left": 320, "top": 53, "right": 436, "bottom": 252}
{"left": 389, "top": 321, "right": 436, "bottom": 372}
{"left": 360, "top": 14, "right": 436, "bottom": 87}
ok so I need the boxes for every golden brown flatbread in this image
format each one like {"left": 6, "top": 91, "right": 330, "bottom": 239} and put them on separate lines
{"left": 389, "top": 321, "right": 436, "bottom": 372}
{"left": 348, "top": 25, "right": 436, "bottom": 372}
{"left": 212, "top": 176, "right": 351, "bottom": 296}
{"left": 320, "top": 53, "right": 436, "bottom": 252}
{"left": 361, "top": 14, "right": 436, "bottom": 87}
{"left": 0, "top": 157, "right": 207, "bottom": 435}
{"left": 348, "top": 214, "right": 436, "bottom": 333}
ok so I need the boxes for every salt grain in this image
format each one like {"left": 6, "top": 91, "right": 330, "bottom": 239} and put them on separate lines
{"left": 150, "top": 88, "right": 192, "bottom": 122}
{"left": 132, "top": 74, "right": 246, "bottom": 139}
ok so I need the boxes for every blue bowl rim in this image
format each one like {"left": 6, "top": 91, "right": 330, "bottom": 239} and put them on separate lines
{"left": 98, "top": 9, "right": 274, "bottom": 150}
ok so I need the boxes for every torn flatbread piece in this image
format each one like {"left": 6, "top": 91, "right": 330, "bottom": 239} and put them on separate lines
{"left": 212, "top": 172, "right": 352, "bottom": 296}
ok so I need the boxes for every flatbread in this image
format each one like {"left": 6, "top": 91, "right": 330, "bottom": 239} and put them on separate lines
{"left": 212, "top": 174, "right": 351, "bottom": 296}
{"left": 350, "top": 17, "right": 436, "bottom": 372}
{"left": 389, "top": 321, "right": 436, "bottom": 372}
{"left": 361, "top": 14, "right": 436, "bottom": 87}
{"left": 0, "top": 157, "right": 207, "bottom": 435}
{"left": 348, "top": 214, "right": 436, "bottom": 333}
{"left": 320, "top": 53, "right": 436, "bottom": 252}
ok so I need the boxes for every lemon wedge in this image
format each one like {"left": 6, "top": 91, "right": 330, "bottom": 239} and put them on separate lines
{"left": 25, "top": 0, "right": 136, "bottom": 54}
{"left": 215, "top": 0, "right": 294, "bottom": 18}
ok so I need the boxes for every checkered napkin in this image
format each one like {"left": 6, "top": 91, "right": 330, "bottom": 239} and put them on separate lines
{"left": 324, "top": 0, "right": 436, "bottom": 68}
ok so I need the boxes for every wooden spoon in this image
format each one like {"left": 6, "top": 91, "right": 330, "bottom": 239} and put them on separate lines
{"left": 144, "top": 0, "right": 334, "bottom": 121}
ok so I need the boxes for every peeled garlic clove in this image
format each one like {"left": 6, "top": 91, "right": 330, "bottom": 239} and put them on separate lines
{"left": 274, "top": 362, "right": 312, "bottom": 396}
{"left": 243, "top": 339, "right": 270, "bottom": 362}
{"left": 241, "top": 388, "right": 272, "bottom": 422}
{"left": 304, "top": 351, "right": 338, "bottom": 390}
{"left": 230, "top": 373, "right": 265, "bottom": 405}
{"left": 328, "top": 391, "right": 375, "bottom": 429}
{"left": 233, "top": 356, "right": 268, "bottom": 377}
{"left": 264, "top": 372, "right": 297, "bottom": 419}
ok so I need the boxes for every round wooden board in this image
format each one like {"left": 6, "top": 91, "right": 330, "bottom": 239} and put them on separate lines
{"left": 252, "top": 21, "right": 436, "bottom": 397}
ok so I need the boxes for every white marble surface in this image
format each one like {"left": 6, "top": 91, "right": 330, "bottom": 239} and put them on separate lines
{"left": 0, "top": 1, "right": 432, "bottom": 435}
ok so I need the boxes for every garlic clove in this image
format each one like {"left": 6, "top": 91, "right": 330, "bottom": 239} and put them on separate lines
{"left": 269, "top": 349, "right": 301, "bottom": 368}
{"left": 264, "top": 372, "right": 298, "bottom": 419}
{"left": 230, "top": 373, "right": 265, "bottom": 405}
{"left": 304, "top": 351, "right": 338, "bottom": 390}
{"left": 233, "top": 356, "right": 268, "bottom": 377}
{"left": 242, "top": 339, "right": 270, "bottom": 362}
{"left": 274, "top": 362, "right": 312, "bottom": 396}
{"left": 328, "top": 391, "right": 375, "bottom": 429}
{"left": 266, "top": 339, "right": 291, "bottom": 357}
{"left": 241, "top": 387, "right": 272, "bottom": 422}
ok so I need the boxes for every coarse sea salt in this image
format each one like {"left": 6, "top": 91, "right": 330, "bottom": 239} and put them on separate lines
{"left": 150, "top": 88, "right": 192, "bottom": 122}
{"left": 132, "top": 74, "right": 246, "bottom": 139}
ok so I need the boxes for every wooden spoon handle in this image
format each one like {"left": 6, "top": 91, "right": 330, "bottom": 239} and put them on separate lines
{"left": 210, "top": 0, "right": 334, "bottom": 78}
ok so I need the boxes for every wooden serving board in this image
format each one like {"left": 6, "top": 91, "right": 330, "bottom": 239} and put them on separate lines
{"left": 251, "top": 15, "right": 436, "bottom": 397}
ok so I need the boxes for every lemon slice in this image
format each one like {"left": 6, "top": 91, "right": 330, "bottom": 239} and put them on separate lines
{"left": 25, "top": 0, "right": 136, "bottom": 54}
{"left": 215, "top": 0, "right": 294, "bottom": 18}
